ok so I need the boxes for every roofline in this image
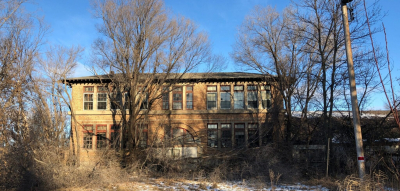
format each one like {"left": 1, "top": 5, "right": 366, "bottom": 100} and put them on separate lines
{"left": 62, "top": 72, "right": 277, "bottom": 85}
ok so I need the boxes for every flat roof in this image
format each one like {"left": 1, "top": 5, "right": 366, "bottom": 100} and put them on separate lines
{"left": 63, "top": 72, "right": 276, "bottom": 84}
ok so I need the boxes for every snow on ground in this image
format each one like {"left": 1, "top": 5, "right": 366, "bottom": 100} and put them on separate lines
{"left": 74, "top": 177, "right": 330, "bottom": 191}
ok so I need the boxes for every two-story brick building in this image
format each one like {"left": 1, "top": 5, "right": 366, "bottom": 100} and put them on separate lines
{"left": 65, "top": 72, "right": 284, "bottom": 163}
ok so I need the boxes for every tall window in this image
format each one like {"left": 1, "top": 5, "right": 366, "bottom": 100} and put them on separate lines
{"left": 207, "top": 86, "right": 217, "bottom": 110}
{"left": 96, "top": 125, "right": 107, "bottom": 149}
{"left": 221, "top": 124, "right": 232, "bottom": 148}
{"left": 110, "top": 125, "right": 120, "bottom": 149}
{"left": 207, "top": 124, "right": 218, "bottom": 148}
{"left": 111, "top": 92, "right": 122, "bottom": 110}
{"left": 138, "top": 124, "right": 148, "bottom": 148}
{"left": 173, "top": 87, "right": 182, "bottom": 110}
{"left": 138, "top": 87, "right": 148, "bottom": 110}
{"left": 248, "top": 124, "right": 259, "bottom": 148}
{"left": 162, "top": 87, "right": 169, "bottom": 110}
{"left": 234, "top": 124, "right": 245, "bottom": 148}
{"left": 83, "top": 86, "right": 94, "bottom": 110}
{"left": 247, "top": 85, "right": 258, "bottom": 109}
{"left": 234, "top": 85, "right": 244, "bottom": 109}
{"left": 261, "top": 85, "right": 271, "bottom": 109}
{"left": 83, "top": 125, "right": 93, "bottom": 149}
{"left": 186, "top": 86, "right": 193, "bottom": 110}
{"left": 220, "top": 86, "right": 231, "bottom": 109}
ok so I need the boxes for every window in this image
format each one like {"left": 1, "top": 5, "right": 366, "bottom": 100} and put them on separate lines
{"left": 221, "top": 124, "right": 232, "bottom": 148}
{"left": 97, "top": 93, "right": 107, "bottom": 110}
{"left": 137, "top": 87, "right": 148, "bottom": 110}
{"left": 234, "top": 85, "right": 244, "bottom": 109}
{"left": 186, "top": 86, "right": 193, "bottom": 110}
{"left": 111, "top": 92, "right": 122, "bottom": 110}
{"left": 173, "top": 87, "right": 182, "bottom": 110}
{"left": 138, "top": 124, "right": 148, "bottom": 148}
{"left": 234, "top": 124, "right": 245, "bottom": 148}
{"left": 96, "top": 125, "right": 107, "bottom": 149}
{"left": 220, "top": 86, "right": 231, "bottom": 109}
{"left": 83, "top": 86, "right": 94, "bottom": 110}
{"left": 207, "top": 86, "right": 217, "bottom": 110}
{"left": 261, "top": 85, "right": 272, "bottom": 109}
{"left": 248, "top": 124, "right": 259, "bottom": 148}
{"left": 83, "top": 125, "right": 93, "bottom": 149}
{"left": 207, "top": 124, "right": 218, "bottom": 148}
{"left": 162, "top": 87, "right": 169, "bottom": 110}
{"left": 110, "top": 125, "right": 120, "bottom": 149}
{"left": 247, "top": 85, "right": 258, "bottom": 109}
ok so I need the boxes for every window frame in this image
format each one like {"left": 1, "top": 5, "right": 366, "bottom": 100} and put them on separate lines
{"left": 110, "top": 124, "right": 120, "bottom": 149}
{"left": 221, "top": 123, "right": 232, "bottom": 148}
{"left": 220, "top": 85, "right": 231, "bottom": 109}
{"left": 96, "top": 124, "right": 108, "bottom": 149}
{"left": 207, "top": 123, "right": 218, "bottom": 148}
{"left": 137, "top": 124, "right": 148, "bottom": 148}
{"left": 137, "top": 86, "right": 148, "bottom": 110}
{"left": 172, "top": 86, "right": 183, "bottom": 110}
{"left": 261, "top": 85, "right": 272, "bottom": 109}
{"left": 207, "top": 86, "right": 217, "bottom": 110}
{"left": 83, "top": 86, "right": 94, "bottom": 110}
{"left": 247, "top": 85, "right": 258, "bottom": 109}
{"left": 162, "top": 87, "right": 170, "bottom": 110}
{"left": 82, "top": 124, "right": 94, "bottom": 149}
{"left": 234, "top": 85, "right": 244, "bottom": 109}
{"left": 186, "top": 86, "right": 193, "bottom": 110}
{"left": 248, "top": 123, "right": 259, "bottom": 148}
{"left": 234, "top": 123, "right": 245, "bottom": 148}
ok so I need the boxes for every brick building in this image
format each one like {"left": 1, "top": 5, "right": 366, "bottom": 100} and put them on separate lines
{"left": 65, "top": 72, "right": 284, "bottom": 163}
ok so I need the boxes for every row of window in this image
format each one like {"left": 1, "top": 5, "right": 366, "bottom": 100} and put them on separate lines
{"left": 82, "top": 124, "right": 147, "bottom": 149}
{"left": 82, "top": 85, "right": 271, "bottom": 111}
{"left": 82, "top": 123, "right": 261, "bottom": 150}
{"left": 206, "top": 85, "right": 271, "bottom": 110}
{"left": 207, "top": 123, "right": 259, "bottom": 148}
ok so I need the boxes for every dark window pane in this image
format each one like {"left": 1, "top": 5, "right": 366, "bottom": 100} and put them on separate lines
{"left": 97, "top": 133, "right": 107, "bottom": 149}
{"left": 83, "top": 135, "right": 92, "bottom": 149}
{"left": 235, "top": 131, "right": 245, "bottom": 148}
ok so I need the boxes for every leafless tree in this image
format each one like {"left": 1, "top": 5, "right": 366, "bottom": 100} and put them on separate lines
{"left": 231, "top": 6, "right": 311, "bottom": 144}
{"left": 90, "top": 0, "right": 219, "bottom": 152}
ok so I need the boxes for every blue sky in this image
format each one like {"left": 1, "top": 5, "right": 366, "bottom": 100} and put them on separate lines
{"left": 27, "top": 0, "right": 400, "bottom": 110}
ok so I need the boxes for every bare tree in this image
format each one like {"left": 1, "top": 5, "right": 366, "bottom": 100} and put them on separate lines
{"left": 231, "top": 6, "right": 310, "bottom": 144}
{"left": 90, "top": 0, "right": 218, "bottom": 152}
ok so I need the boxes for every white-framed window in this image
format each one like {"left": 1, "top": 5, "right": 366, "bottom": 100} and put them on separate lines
{"left": 186, "top": 86, "right": 193, "bottom": 110}
{"left": 247, "top": 85, "right": 258, "bottom": 109}
{"left": 83, "top": 86, "right": 94, "bottom": 110}
{"left": 220, "top": 85, "right": 231, "bottom": 109}
{"left": 234, "top": 85, "right": 244, "bottom": 109}
{"left": 207, "top": 86, "right": 217, "bottom": 110}
{"left": 97, "top": 93, "right": 107, "bottom": 110}
{"left": 261, "top": 85, "right": 271, "bottom": 109}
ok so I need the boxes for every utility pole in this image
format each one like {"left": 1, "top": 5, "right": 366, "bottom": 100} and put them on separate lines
{"left": 341, "top": 0, "right": 366, "bottom": 179}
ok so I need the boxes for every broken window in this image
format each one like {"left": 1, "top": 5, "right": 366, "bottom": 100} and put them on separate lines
{"left": 234, "top": 124, "right": 245, "bottom": 148}
{"left": 221, "top": 124, "right": 232, "bottom": 148}
{"left": 248, "top": 124, "right": 259, "bottom": 148}
{"left": 96, "top": 125, "right": 107, "bottom": 149}
{"left": 83, "top": 125, "right": 93, "bottom": 149}
{"left": 207, "top": 124, "right": 218, "bottom": 148}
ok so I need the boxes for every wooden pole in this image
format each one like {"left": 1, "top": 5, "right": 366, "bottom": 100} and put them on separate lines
{"left": 341, "top": 1, "right": 366, "bottom": 179}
